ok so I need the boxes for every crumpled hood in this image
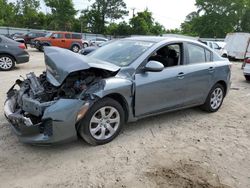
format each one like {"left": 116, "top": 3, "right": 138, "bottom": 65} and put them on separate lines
{"left": 44, "top": 47, "right": 120, "bottom": 86}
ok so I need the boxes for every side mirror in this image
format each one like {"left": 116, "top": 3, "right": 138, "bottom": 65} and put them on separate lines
{"left": 215, "top": 46, "right": 222, "bottom": 50}
{"left": 51, "top": 36, "right": 55, "bottom": 39}
{"left": 144, "top": 61, "right": 164, "bottom": 72}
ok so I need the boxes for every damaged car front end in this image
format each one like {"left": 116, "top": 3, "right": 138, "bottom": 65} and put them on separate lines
{"left": 4, "top": 47, "right": 122, "bottom": 144}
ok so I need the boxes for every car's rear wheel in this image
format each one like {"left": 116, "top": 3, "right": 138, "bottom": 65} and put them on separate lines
{"left": 71, "top": 45, "right": 80, "bottom": 53}
{"left": 201, "top": 83, "right": 225, "bottom": 112}
{"left": 245, "top": 75, "right": 250, "bottom": 81}
{"left": 0, "top": 55, "right": 15, "bottom": 71}
{"left": 78, "top": 98, "right": 124, "bottom": 145}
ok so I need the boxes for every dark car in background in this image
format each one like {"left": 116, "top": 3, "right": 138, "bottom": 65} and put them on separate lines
{"left": 0, "top": 35, "right": 29, "bottom": 71}
{"left": 5, "top": 33, "right": 26, "bottom": 46}
{"left": 23, "top": 32, "right": 47, "bottom": 45}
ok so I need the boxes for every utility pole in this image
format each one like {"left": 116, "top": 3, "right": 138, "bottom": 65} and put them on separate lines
{"left": 131, "top": 8, "right": 136, "bottom": 18}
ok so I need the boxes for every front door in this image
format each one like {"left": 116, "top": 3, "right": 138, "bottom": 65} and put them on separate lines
{"left": 134, "top": 43, "right": 189, "bottom": 117}
{"left": 135, "top": 65, "right": 188, "bottom": 117}
{"left": 51, "top": 33, "right": 65, "bottom": 48}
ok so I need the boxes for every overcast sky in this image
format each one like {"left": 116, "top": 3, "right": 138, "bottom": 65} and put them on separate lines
{"left": 72, "top": 0, "right": 197, "bottom": 29}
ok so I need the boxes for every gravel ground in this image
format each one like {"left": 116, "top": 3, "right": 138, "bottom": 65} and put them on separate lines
{"left": 0, "top": 49, "right": 249, "bottom": 188}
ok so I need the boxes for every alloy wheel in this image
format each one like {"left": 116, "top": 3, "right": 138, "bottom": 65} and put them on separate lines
{"left": 0, "top": 56, "right": 13, "bottom": 70}
{"left": 210, "top": 88, "right": 223, "bottom": 110}
{"left": 72, "top": 45, "right": 80, "bottom": 53}
{"left": 89, "top": 106, "right": 120, "bottom": 140}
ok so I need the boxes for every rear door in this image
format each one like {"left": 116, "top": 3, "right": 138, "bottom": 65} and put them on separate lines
{"left": 182, "top": 43, "right": 215, "bottom": 105}
{"left": 64, "top": 33, "right": 72, "bottom": 49}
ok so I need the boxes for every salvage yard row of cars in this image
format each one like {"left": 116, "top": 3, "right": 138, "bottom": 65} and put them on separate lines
{"left": 3, "top": 36, "right": 232, "bottom": 145}
{"left": 0, "top": 31, "right": 109, "bottom": 70}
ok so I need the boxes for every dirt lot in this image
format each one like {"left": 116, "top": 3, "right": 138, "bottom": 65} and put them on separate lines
{"left": 0, "top": 49, "right": 250, "bottom": 188}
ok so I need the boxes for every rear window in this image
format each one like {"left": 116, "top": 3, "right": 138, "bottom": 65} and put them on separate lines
{"left": 72, "top": 34, "right": 81, "bottom": 39}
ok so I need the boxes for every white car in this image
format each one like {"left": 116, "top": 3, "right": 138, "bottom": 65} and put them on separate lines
{"left": 202, "top": 41, "right": 228, "bottom": 58}
{"left": 243, "top": 57, "right": 250, "bottom": 81}
{"left": 90, "top": 37, "right": 108, "bottom": 46}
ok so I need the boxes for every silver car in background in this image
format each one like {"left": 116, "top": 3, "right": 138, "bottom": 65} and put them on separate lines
{"left": 4, "top": 37, "right": 231, "bottom": 145}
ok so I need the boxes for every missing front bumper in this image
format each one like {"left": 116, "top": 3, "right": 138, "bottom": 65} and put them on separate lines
{"left": 4, "top": 97, "right": 89, "bottom": 144}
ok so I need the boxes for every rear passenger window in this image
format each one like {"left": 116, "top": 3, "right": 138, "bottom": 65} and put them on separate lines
{"left": 72, "top": 34, "right": 81, "bottom": 39}
{"left": 187, "top": 43, "right": 206, "bottom": 64}
{"left": 65, "top": 34, "right": 71, "bottom": 39}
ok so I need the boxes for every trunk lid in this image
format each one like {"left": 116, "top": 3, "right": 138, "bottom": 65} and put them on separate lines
{"left": 44, "top": 47, "right": 120, "bottom": 86}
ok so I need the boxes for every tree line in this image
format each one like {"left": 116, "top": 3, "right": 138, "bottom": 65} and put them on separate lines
{"left": 0, "top": 0, "right": 249, "bottom": 37}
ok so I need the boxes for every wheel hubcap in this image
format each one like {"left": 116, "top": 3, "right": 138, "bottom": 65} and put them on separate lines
{"left": 89, "top": 106, "right": 120, "bottom": 140}
{"left": 0, "top": 57, "right": 13, "bottom": 70}
{"left": 73, "top": 46, "right": 79, "bottom": 52}
{"left": 210, "top": 88, "right": 223, "bottom": 110}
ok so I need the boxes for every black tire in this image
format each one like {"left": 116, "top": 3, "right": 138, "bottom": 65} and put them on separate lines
{"left": 83, "top": 43, "right": 88, "bottom": 48}
{"left": 222, "top": 54, "right": 228, "bottom": 58}
{"left": 78, "top": 98, "right": 125, "bottom": 145}
{"left": 38, "top": 43, "right": 49, "bottom": 52}
{"left": 0, "top": 55, "right": 15, "bottom": 71}
{"left": 201, "top": 83, "right": 225, "bottom": 113}
{"left": 71, "top": 45, "right": 80, "bottom": 53}
{"left": 245, "top": 75, "right": 250, "bottom": 81}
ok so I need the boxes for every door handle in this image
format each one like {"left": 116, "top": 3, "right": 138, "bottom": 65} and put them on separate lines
{"left": 177, "top": 72, "right": 185, "bottom": 79}
{"left": 61, "top": 40, "right": 65, "bottom": 42}
{"left": 208, "top": 67, "right": 215, "bottom": 72}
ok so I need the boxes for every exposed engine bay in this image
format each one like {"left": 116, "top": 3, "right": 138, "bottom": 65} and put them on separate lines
{"left": 8, "top": 68, "right": 115, "bottom": 117}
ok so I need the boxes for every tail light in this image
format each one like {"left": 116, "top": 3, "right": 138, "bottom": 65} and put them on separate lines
{"left": 245, "top": 58, "right": 250, "bottom": 64}
{"left": 18, "top": 43, "right": 26, "bottom": 49}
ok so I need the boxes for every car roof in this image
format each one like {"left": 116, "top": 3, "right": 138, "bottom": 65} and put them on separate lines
{"left": 0, "top": 35, "right": 18, "bottom": 44}
{"left": 53, "top": 31, "right": 80, "bottom": 34}
{"left": 124, "top": 36, "right": 202, "bottom": 45}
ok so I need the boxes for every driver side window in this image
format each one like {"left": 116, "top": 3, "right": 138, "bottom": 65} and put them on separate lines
{"left": 148, "top": 43, "right": 182, "bottom": 68}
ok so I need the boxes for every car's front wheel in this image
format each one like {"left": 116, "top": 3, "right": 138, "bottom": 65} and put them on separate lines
{"left": 201, "top": 83, "right": 225, "bottom": 112}
{"left": 83, "top": 43, "right": 88, "bottom": 48}
{"left": 78, "top": 98, "right": 125, "bottom": 145}
{"left": 0, "top": 55, "right": 15, "bottom": 71}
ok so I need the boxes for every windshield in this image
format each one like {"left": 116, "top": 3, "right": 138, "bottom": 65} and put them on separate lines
{"left": 88, "top": 40, "right": 154, "bottom": 67}
{"left": 45, "top": 32, "right": 52, "bottom": 37}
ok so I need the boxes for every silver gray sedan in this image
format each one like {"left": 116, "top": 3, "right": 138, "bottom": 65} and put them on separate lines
{"left": 0, "top": 35, "right": 29, "bottom": 71}
{"left": 4, "top": 37, "right": 231, "bottom": 145}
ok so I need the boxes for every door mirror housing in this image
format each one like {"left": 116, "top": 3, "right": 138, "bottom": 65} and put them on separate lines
{"left": 51, "top": 36, "right": 55, "bottom": 39}
{"left": 144, "top": 61, "right": 164, "bottom": 72}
